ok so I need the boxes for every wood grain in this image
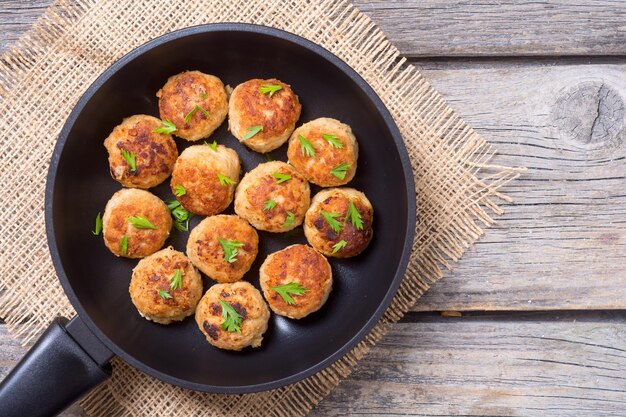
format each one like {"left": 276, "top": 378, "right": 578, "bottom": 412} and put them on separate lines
{"left": 355, "top": 0, "right": 626, "bottom": 57}
{"left": 411, "top": 62, "right": 626, "bottom": 311}
{"left": 3, "top": 313, "right": 625, "bottom": 417}
{"left": 312, "top": 311, "right": 626, "bottom": 416}
{"left": 3, "top": 1, "right": 626, "bottom": 58}
{"left": 0, "top": 0, "right": 51, "bottom": 53}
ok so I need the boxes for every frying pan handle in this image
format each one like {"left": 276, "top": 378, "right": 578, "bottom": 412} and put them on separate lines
{"left": 0, "top": 316, "right": 113, "bottom": 417}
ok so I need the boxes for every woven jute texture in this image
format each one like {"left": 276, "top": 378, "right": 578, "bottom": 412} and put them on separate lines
{"left": 0, "top": 0, "right": 523, "bottom": 416}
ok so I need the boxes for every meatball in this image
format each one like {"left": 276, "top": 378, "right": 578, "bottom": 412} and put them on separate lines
{"left": 157, "top": 70, "right": 228, "bottom": 141}
{"left": 103, "top": 114, "right": 178, "bottom": 189}
{"left": 129, "top": 247, "right": 203, "bottom": 324}
{"left": 102, "top": 188, "right": 172, "bottom": 258}
{"left": 170, "top": 144, "right": 240, "bottom": 216}
{"left": 228, "top": 78, "right": 301, "bottom": 153}
{"left": 187, "top": 215, "right": 259, "bottom": 283}
{"left": 234, "top": 161, "right": 310, "bottom": 233}
{"left": 195, "top": 281, "right": 270, "bottom": 351}
{"left": 304, "top": 188, "right": 373, "bottom": 258}
{"left": 287, "top": 117, "right": 358, "bottom": 187}
{"left": 259, "top": 244, "right": 332, "bottom": 319}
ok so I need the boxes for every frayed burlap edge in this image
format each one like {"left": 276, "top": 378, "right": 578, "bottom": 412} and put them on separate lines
{"left": 0, "top": 0, "right": 524, "bottom": 416}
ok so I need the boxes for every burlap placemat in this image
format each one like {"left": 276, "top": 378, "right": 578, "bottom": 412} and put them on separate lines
{"left": 0, "top": 0, "right": 523, "bottom": 416}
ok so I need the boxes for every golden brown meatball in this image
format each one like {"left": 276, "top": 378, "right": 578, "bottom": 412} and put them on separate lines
{"left": 170, "top": 144, "right": 240, "bottom": 216}
{"left": 157, "top": 71, "right": 228, "bottom": 141}
{"left": 259, "top": 244, "right": 332, "bottom": 319}
{"left": 187, "top": 215, "right": 258, "bottom": 283}
{"left": 195, "top": 281, "right": 270, "bottom": 351}
{"left": 129, "top": 247, "right": 203, "bottom": 324}
{"left": 228, "top": 78, "right": 301, "bottom": 153}
{"left": 103, "top": 114, "right": 178, "bottom": 189}
{"left": 102, "top": 189, "right": 172, "bottom": 258}
{"left": 287, "top": 117, "right": 358, "bottom": 187}
{"left": 304, "top": 188, "right": 373, "bottom": 258}
{"left": 234, "top": 161, "right": 310, "bottom": 233}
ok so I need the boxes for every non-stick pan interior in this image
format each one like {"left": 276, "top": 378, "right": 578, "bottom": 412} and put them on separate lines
{"left": 49, "top": 25, "right": 414, "bottom": 392}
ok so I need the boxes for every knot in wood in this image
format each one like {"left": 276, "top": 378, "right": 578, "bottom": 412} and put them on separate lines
{"left": 552, "top": 81, "right": 624, "bottom": 149}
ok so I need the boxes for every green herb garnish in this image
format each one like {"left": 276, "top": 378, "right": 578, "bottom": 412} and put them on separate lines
{"left": 205, "top": 140, "right": 218, "bottom": 151}
{"left": 92, "top": 212, "right": 102, "bottom": 235}
{"left": 320, "top": 210, "right": 342, "bottom": 233}
{"left": 173, "top": 221, "right": 189, "bottom": 232}
{"left": 298, "top": 134, "right": 315, "bottom": 157}
{"left": 169, "top": 269, "right": 183, "bottom": 290}
{"left": 283, "top": 211, "right": 295, "bottom": 228}
{"left": 217, "top": 173, "right": 236, "bottom": 187}
{"left": 174, "top": 184, "right": 187, "bottom": 197}
{"left": 218, "top": 238, "right": 244, "bottom": 263}
{"left": 242, "top": 125, "right": 263, "bottom": 141}
{"left": 270, "top": 282, "right": 308, "bottom": 305}
{"left": 166, "top": 199, "right": 193, "bottom": 232}
{"left": 120, "top": 235, "right": 129, "bottom": 256}
{"left": 128, "top": 215, "right": 157, "bottom": 230}
{"left": 153, "top": 119, "right": 177, "bottom": 134}
{"left": 158, "top": 289, "right": 173, "bottom": 299}
{"left": 219, "top": 299, "right": 243, "bottom": 332}
{"left": 259, "top": 84, "right": 282, "bottom": 97}
{"left": 271, "top": 172, "right": 291, "bottom": 184}
{"left": 332, "top": 240, "right": 347, "bottom": 254}
{"left": 184, "top": 105, "right": 209, "bottom": 123}
{"left": 330, "top": 163, "right": 351, "bottom": 180}
{"left": 322, "top": 133, "right": 343, "bottom": 148}
{"left": 263, "top": 199, "right": 277, "bottom": 211}
{"left": 346, "top": 200, "right": 364, "bottom": 230}
{"left": 200, "top": 92, "right": 208, "bottom": 99}
{"left": 120, "top": 148, "right": 136, "bottom": 172}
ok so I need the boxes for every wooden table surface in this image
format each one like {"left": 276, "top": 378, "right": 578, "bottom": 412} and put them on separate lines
{"left": 2, "top": 1, "right": 626, "bottom": 416}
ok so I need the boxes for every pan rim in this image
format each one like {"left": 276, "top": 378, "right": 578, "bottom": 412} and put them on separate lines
{"left": 45, "top": 22, "right": 416, "bottom": 393}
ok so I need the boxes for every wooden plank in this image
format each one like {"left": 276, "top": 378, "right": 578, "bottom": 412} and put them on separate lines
{"left": 312, "top": 311, "right": 626, "bottom": 416}
{"left": 3, "top": 313, "right": 626, "bottom": 416}
{"left": 2, "top": 1, "right": 626, "bottom": 58}
{"left": 412, "top": 61, "right": 626, "bottom": 311}
{"left": 0, "top": 0, "right": 51, "bottom": 53}
{"left": 355, "top": 0, "right": 626, "bottom": 57}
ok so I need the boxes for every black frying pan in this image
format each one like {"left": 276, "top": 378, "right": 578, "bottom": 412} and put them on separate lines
{"left": 0, "top": 24, "right": 415, "bottom": 416}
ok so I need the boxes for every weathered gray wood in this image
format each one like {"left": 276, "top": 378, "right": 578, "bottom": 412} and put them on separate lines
{"left": 0, "top": 0, "right": 51, "bottom": 53}
{"left": 312, "top": 312, "right": 626, "bottom": 416}
{"left": 0, "top": 323, "right": 87, "bottom": 417}
{"left": 3, "top": 314, "right": 626, "bottom": 417}
{"left": 411, "top": 62, "right": 626, "bottom": 311}
{"left": 355, "top": 0, "right": 626, "bottom": 57}
{"left": 3, "top": 1, "right": 626, "bottom": 57}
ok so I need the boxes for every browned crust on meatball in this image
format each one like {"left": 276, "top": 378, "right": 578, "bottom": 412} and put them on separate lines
{"left": 259, "top": 244, "right": 332, "bottom": 319}
{"left": 304, "top": 188, "right": 373, "bottom": 258}
{"left": 129, "top": 247, "right": 203, "bottom": 324}
{"left": 229, "top": 78, "right": 301, "bottom": 152}
{"left": 157, "top": 71, "right": 228, "bottom": 141}
{"left": 287, "top": 117, "right": 358, "bottom": 187}
{"left": 102, "top": 189, "right": 172, "bottom": 258}
{"left": 170, "top": 144, "right": 240, "bottom": 216}
{"left": 103, "top": 115, "right": 178, "bottom": 189}
{"left": 234, "top": 161, "right": 310, "bottom": 233}
{"left": 187, "top": 215, "right": 259, "bottom": 283}
{"left": 195, "top": 281, "right": 270, "bottom": 351}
